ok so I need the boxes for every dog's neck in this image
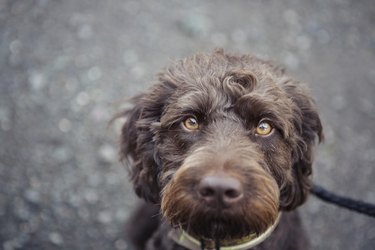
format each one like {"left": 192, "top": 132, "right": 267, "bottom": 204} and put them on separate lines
{"left": 168, "top": 213, "right": 282, "bottom": 250}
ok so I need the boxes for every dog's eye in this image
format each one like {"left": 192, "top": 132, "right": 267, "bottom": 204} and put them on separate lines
{"left": 256, "top": 121, "right": 273, "bottom": 136}
{"left": 182, "top": 117, "right": 199, "bottom": 131}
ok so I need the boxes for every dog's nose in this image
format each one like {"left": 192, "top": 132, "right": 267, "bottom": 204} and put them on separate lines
{"left": 198, "top": 175, "right": 243, "bottom": 208}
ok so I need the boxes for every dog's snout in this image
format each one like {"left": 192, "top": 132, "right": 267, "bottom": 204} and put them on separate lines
{"left": 198, "top": 174, "right": 243, "bottom": 208}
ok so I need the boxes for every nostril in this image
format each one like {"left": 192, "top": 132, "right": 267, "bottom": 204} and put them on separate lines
{"left": 200, "top": 186, "right": 216, "bottom": 198}
{"left": 225, "top": 188, "right": 241, "bottom": 199}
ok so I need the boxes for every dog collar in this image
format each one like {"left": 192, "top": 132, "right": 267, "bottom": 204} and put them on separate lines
{"left": 168, "top": 213, "right": 281, "bottom": 250}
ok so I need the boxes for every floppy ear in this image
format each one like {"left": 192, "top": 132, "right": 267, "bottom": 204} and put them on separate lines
{"left": 119, "top": 94, "right": 160, "bottom": 203}
{"left": 280, "top": 82, "right": 324, "bottom": 210}
{"left": 119, "top": 79, "right": 178, "bottom": 203}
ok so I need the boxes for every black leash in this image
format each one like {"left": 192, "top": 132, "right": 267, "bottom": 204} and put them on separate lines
{"left": 311, "top": 184, "right": 375, "bottom": 218}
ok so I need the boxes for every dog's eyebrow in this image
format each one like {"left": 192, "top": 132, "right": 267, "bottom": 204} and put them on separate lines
{"left": 160, "top": 91, "right": 216, "bottom": 126}
{"left": 160, "top": 106, "right": 206, "bottom": 129}
{"left": 235, "top": 93, "right": 298, "bottom": 138}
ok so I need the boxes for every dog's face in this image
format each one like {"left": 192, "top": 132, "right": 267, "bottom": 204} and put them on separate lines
{"left": 120, "top": 50, "right": 323, "bottom": 241}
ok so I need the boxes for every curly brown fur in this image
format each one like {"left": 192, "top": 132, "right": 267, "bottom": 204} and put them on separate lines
{"left": 119, "top": 49, "right": 323, "bottom": 249}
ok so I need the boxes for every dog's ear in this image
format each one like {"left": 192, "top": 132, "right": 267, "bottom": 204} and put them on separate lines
{"left": 119, "top": 94, "right": 159, "bottom": 203}
{"left": 280, "top": 82, "right": 324, "bottom": 210}
{"left": 119, "top": 80, "right": 178, "bottom": 203}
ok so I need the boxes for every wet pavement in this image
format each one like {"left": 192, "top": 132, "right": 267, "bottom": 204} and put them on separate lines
{"left": 0, "top": 0, "right": 374, "bottom": 249}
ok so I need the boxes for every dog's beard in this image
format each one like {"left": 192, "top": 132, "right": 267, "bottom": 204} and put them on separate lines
{"left": 179, "top": 210, "right": 267, "bottom": 240}
{"left": 161, "top": 166, "right": 280, "bottom": 240}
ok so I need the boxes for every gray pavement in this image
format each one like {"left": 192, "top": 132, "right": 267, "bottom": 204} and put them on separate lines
{"left": 0, "top": 0, "right": 374, "bottom": 249}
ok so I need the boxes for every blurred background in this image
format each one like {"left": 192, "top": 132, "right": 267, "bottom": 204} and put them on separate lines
{"left": 0, "top": 0, "right": 374, "bottom": 249}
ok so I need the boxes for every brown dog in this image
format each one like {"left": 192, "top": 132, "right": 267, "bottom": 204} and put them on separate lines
{"left": 119, "top": 49, "right": 323, "bottom": 250}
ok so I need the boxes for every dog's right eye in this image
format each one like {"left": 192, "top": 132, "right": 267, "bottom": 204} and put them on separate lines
{"left": 182, "top": 117, "right": 199, "bottom": 131}
{"left": 256, "top": 121, "right": 273, "bottom": 136}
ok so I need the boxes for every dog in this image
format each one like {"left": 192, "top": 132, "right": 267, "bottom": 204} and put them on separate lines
{"left": 118, "top": 49, "right": 323, "bottom": 250}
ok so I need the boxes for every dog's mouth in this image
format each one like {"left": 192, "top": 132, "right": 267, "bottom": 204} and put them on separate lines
{"left": 186, "top": 214, "right": 257, "bottom": 240}
{"left": 181, "top": 206, "right": 278, "bottom": 240}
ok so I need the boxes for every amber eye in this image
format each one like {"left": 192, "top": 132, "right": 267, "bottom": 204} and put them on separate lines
{"left": 183, "top": 117, "right": 199, "bottom": 131}
{"left": 256, "top": 121, "right": 273, "bottom": 136}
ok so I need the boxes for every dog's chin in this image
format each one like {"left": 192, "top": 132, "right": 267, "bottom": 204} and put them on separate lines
{"left": 180, "top": 211, "right": 266, "bottom": 240}
{"left": 164, "top": 196, "right": 278, "bottom": 241}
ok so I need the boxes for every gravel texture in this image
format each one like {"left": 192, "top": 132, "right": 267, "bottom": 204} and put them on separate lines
{"left": 0, "top": 0, "right": 374, "bottom": 249}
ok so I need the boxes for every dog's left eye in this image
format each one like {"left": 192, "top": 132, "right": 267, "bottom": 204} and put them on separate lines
{"left": 182, "top": 117, "right": 199, "bottom": 131}
{"left": 256, "top": 121, "right": 273, "bottom": 136}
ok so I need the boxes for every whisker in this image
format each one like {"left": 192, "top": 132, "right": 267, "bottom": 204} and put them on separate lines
{"left": 151, "top": 211, "right": 162, "bottom": 218}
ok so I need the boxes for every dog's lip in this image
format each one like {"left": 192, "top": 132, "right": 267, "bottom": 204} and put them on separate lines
{"left": 204, "top": 203, "right": 227, "bottom": 211}
{"left": 197, "top": 200, "right": 240, "bottom": 216}
{"left": 201, "top": 198, "right": 239, "bottom": 210}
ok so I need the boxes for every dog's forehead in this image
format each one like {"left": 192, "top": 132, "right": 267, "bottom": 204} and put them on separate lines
{"left": 156, "top": 52, "right": 300, "bottom": 132}
{"left": 161, "top": 76, "right": 294, "bottom": 132}
{"left": 166, "top": 73, "right": 286, "bottom": 112}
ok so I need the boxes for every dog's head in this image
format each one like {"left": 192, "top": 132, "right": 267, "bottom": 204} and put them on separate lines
{"left": 119, "top": 50, "right": 323, "bottom": 240}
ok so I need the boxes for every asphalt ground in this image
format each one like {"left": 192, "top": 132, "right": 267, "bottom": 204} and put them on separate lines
{"left": 0, "top": 0, "right": 374, "bottom": 249}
